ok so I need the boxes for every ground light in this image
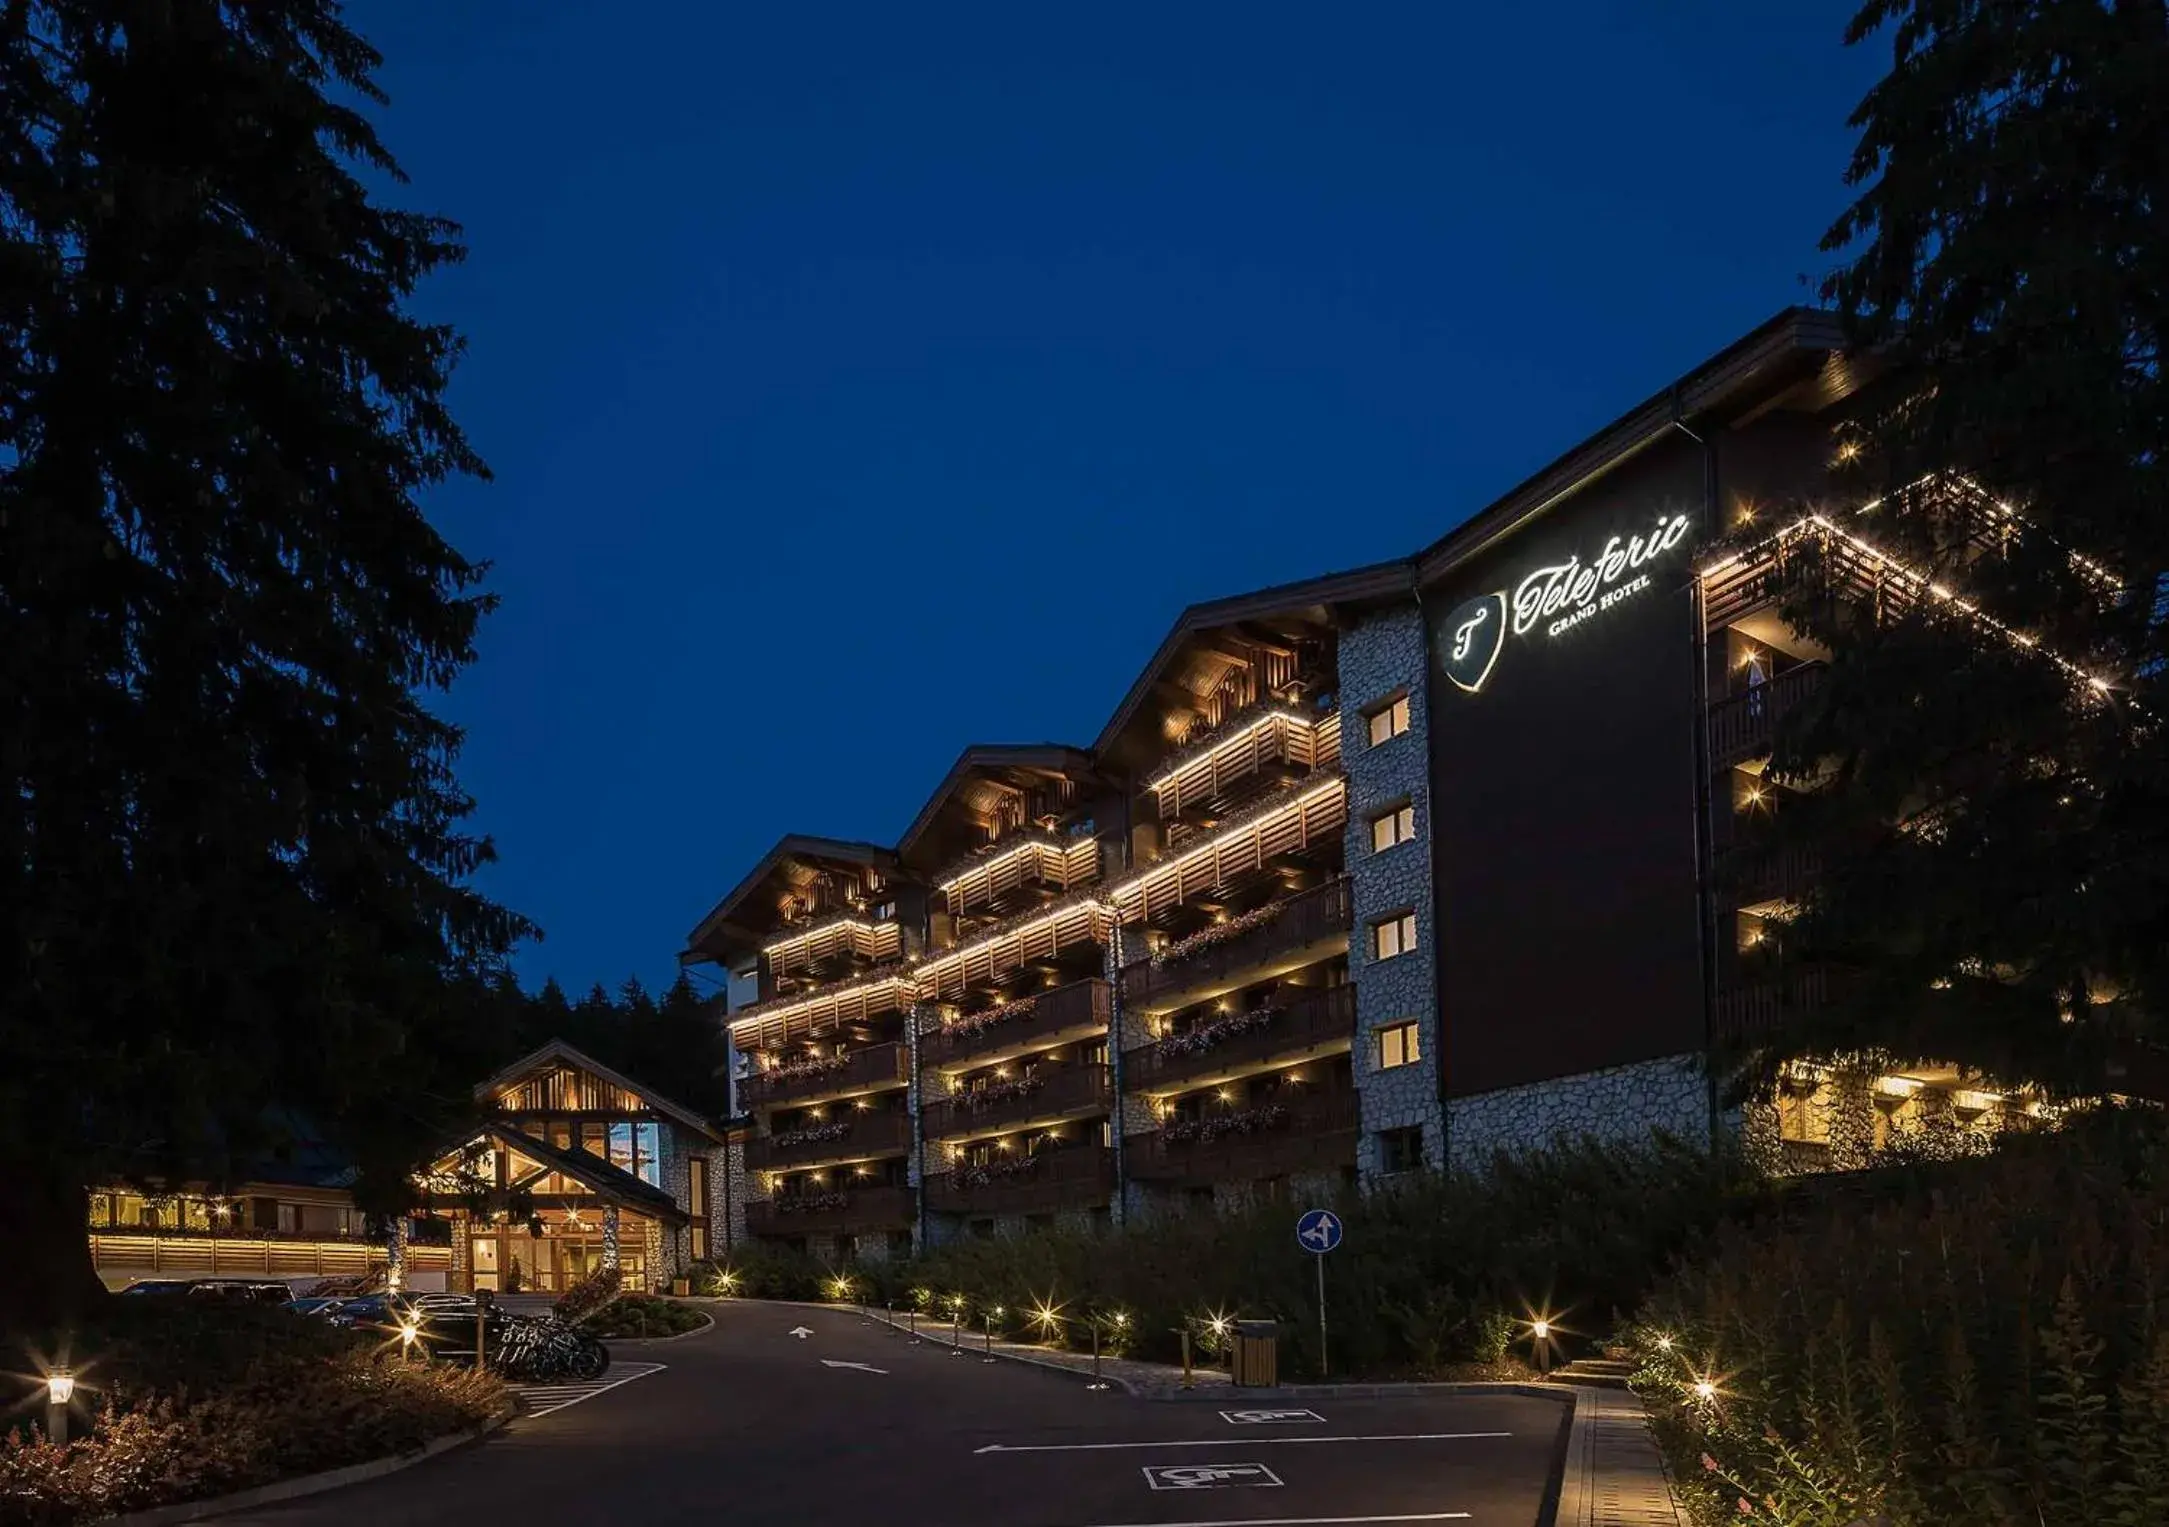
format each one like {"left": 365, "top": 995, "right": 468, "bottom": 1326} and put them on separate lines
{"left": 45, "top": 1370, "right": 75, "bottom": 1447}
{"left": 715, "top": 1270, "right": 741, "bottom": 1296}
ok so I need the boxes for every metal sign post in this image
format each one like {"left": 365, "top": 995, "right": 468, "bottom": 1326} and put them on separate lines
{"left": 1295, "top": 1208, "right": 1343, "bottom": 1378}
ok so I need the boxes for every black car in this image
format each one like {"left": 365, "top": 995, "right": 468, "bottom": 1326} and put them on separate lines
{"left": 186, "top": 1280, "right": 295, "bottom": 1304}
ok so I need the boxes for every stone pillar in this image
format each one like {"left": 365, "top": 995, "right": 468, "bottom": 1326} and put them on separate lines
{"left": 1825, "top": 1068, "right": 1877, "bottom": 1171}
{"left": 385, "top": 1217, "right": 406, "bottom": 1292}
{"left": 602, "top": 1205, "right": 621, "bottom": 1274}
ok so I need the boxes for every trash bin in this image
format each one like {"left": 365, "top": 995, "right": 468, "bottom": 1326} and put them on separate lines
{"left": 1230, "top": 1320, "right": 1279, "bottom": 1388}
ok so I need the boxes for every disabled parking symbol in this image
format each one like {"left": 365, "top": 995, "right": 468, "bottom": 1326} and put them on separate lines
{"left": 1142, "top": 1463, "right": 1285, "bottom": 1490}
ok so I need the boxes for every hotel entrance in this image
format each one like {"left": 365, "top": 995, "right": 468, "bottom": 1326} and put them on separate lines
{"left": 466, "top": 1208, "right": 649, "bottom": 1293}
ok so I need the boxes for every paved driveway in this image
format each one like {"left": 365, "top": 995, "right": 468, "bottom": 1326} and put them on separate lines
{"left": 222, "top": 1303, "right": 1569, "bottom": 1527}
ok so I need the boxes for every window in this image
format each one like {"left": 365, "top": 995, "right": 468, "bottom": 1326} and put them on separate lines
{"left": 1379, "top": 1127, "right": 1424, "bottom": 1175}
{"left": 1370, "top": 803, "right": 1417, "bottom": 853}
{"left": 1366, "top": 694, "right": 1412, "bottom": 747}
{"left": 1376, "top": 1021, "right": 1421, "bottom": 1070}
{"left": 636, "top": 1123, "right": 662, "bottom": 1187}
{"left": 688, "top": 1155, "right": 707, "bottom": 1217}
{"left": 1370, "top": 911, "right": 1419, "bottom": 961}
{"left": 691, "top": 1225, "right": 708, "bottom": 1260}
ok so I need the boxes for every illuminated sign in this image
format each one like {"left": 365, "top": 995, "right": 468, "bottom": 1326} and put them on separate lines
{"left": 1437, "top": 512, "right": 1693, "bottom": 692}
{"left": 1511, "top": 513, "right": 1692, "bottom": 639}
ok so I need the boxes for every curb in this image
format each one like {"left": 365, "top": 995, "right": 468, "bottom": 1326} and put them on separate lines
{"left": 600, "top": 1310, "right": 716, "bottom": 1346}
{"left": 100, "top": 1408, "right": 514, "bottom": 1527}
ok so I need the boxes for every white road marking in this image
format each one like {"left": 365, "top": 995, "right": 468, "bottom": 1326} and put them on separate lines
{"left": 1076, "top": 1516, "right": 1468, "bottom": 1527}
{"left": 507, "top": 1361, "right": 665, "bottom": 1419}
{"left": 1222, "top": 1408, "right": 1327, "bottom": 1424}
{"left": 789, "top": 1325, "right": 815, "bottom": 1338}
{"left": 975, "top": 1431, "right": 1509, "bottom": 1455}
{"left": 1143, "top": 1462, "right": 1284, "bottom": 1490}
{"left": 821, "top": 1359, "right": 888, "bottom": 1373}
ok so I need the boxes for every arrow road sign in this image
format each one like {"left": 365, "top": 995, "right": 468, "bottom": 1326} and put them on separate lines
{"left": 1296, "top": 1208, "right": 1343, "bottom": 1253}
{"left": 820, "top": 1359, "right": 888, "bottom": 1373}
{"left": 788, "top": 1326, "right": 814, "bottom": 1339}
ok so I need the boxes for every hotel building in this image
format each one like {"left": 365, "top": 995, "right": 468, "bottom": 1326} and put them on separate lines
{"left": 681, "top": 307, "right": 2148, "bottom": 1260}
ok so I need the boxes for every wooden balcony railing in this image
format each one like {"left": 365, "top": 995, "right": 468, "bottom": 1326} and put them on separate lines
{"left": 1126, "top": 985, "right": 1355, "bottom": 1094}
{"left": 923, "top": 977, "right": 1112, "bottom": 1069}
{"left": 1121, "top": 878, "right": 1352, "bottom": 1013}
{"left": 744, "top": 1108, "right": 912, "bottom": 1171}
{"left": 740, "top": 1041, "right": 909, "bottom": 1111}
{"left": 922, "top": 1066, "right": 1112, "bottom": 1141}
{"left": 923, "top": 1148, "right": 1115, "bottom": 1216}
{"left": 1716, "top": 840, "right": 1824, "bottom": 909}
{"left": 1714, "top": 965, "right": 1832, "bottom": 1043}
{"left": 1708, "top": 663, "right": 1826, "bottom": 770}
{"left": 744, "top": 1184, "right": 915, "bottom": 1237}
{"left": 89, "top": 1232, "right": 453, "bottom": 1277}
{"left": 1126, "top": 1091, "right": 1359, "bottom": 1186}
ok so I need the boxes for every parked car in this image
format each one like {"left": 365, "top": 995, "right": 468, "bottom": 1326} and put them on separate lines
{"left": 117, "top": 1278, "right": 197, "bottom": 1297}
{"left": 186, "top": 1280, "right": 295, "bottom": 1304}
{"left": 281, "top": 1296, "right": 350, "bottom": 1318}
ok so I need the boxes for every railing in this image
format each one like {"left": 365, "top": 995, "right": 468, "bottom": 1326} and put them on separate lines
{"left": 922, "top": 1066, "right": 1112, "bottom": 1141}
{"left": 1126, "top": 985, "right": 1356, "bottom": 1093}
{"left": 744, "top": 1185, "right": 915, "bottom": 1237}
{"left": 1121, "top": 878, "right": 1352, "bottom": 1012}
{"left": 923, "top": 978, "right": 1112, "bottom": 1069}
{"left": 744, "top": 1108, "right": 912, "bottom": 1170}
{"left": 1126, "top": 1092, "right": 1359, "bottom": 1185}
{"left": 1707, "top": 663, "right": 1826, "bottom": 770}
{"left": 1714, "top": 965, "right": 1832, "bottom": 1043}
{"left": 89, "top": 1233, "right": 453, "bottom": 1277}
{"left": 740, "top": 1041, "right": 909, "bottom": 1110}
{"left": 923, "top": 1148, "right": 1116, "bottom": 1215}
{"left": 1716, "top": 841, "right": 1824, "bottom": 908}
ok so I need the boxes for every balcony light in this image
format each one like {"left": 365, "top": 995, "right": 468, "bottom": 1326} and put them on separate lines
{"left": 1142, "top": 709, "right": 1318, "bottom": 794}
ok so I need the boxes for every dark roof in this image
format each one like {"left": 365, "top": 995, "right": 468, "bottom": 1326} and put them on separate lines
{"left": 895, "top": 743, "right": 1100, "bottom": 866}
{"left": 681, "top": 833, "right": 897, "bottom": 967}
{"left": 470, "top": 1119, "right": 688, "bottom": 1224}
{"left": 475, "top": 1039, "right": 722, "bottom": 1144}
{"left": 1414, "top": 306, "right": 1855, "bottom": 586}
{"left": 1088, "top": 558, "right": 1413, "bottom": 765}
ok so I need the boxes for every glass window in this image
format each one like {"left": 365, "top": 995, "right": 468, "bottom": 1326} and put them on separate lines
{"left": 1377, "top": 1022, "right": 1421, "bottom": 1069}
{"left": 1379, "top": 1126, "right": 1424, "bottom": 1174}
{"left": 1370, "top": 803, "right": 1416, "bottom": 852}
{"left": 635, "top": 1123, "right": 662, "bottom": 1187}
{"left": 1371, "top": 911, "right": 1419, "bottom": 961}
{"left": 688, "top": 1155, "right": 707, "bottom": 1217}
{"left": 691, "top": 1225, "right": 707, "bottom": 1260}
{"left": 608, "top": 1122, "right": 634, "bottom": 1172}
{"left": 1366, "top": 695, "right": 1411, "bottom": 747}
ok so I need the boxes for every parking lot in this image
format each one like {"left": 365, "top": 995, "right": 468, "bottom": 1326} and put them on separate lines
{"left": 218, "top": 1303, "right": 1569, "bottom": 1527}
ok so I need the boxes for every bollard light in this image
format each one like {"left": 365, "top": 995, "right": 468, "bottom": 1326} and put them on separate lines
{"left": 1655, "top": 1333, "right": 1673, "bottom": 1351}
{"left": 1693, "top": 1378, "right": 1717, "bottom": 1401}
{"left": 46, "top": 1371, "right": 75, "bottom": 1406}
{"left": 1531, "top": 1320, "right": 1550, "bottom": 1341}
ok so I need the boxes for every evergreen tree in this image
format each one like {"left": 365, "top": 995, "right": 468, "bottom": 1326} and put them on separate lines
{"left": 1735, "top": 0, "right": 2169, "bottom": 1097}
{"left": 0, "top": 1, "right": 525, "bottom": 1326}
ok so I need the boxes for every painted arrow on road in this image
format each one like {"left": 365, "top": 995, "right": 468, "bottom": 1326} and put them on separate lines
{"left": 788, "top": 1326, "right": 814, "bottom": 1339}
{"left": 820, "top": 1359, "right": 888, "bottom": 1373}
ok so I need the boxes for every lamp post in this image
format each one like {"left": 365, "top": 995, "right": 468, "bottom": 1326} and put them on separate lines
{"left": 981, "top": 1306, "right": 1001, "bottom": 1363}
{"left": 1086, "top": 1313, "right": 1108, "bottom": 1391}
{"left": 45, "top": 1371, "right": 75, "bottom": 1447}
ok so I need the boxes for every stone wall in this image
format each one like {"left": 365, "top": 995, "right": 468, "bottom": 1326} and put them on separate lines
{"left": 1445, "top": 1053, "right": 1711, "bottom": 1169}
{"left": 1338, "top": 605, "right": 1446, "bottom": 1176}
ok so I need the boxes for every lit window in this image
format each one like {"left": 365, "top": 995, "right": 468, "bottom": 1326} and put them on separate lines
{"left": 1377, "top": 1021, "right": 1421, "bottom": 1069}
{"left": 1370, "top": 803, "right": 1417, "bottom": 853}
{"left": 1371, "top": 911, "right": 1419, "bottom": 961}
{"left": 1366, "top": 695, "right": 1412, "bottom": 747}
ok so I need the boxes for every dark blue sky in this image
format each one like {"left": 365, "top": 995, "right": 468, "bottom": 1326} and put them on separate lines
{"left": 352, "top": 2, "right": 1882, "bottom": 998}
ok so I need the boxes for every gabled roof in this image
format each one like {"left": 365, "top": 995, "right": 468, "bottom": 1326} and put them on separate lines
{"left": 1414, "top": 305, "right": 1858, "bottom": 586}
{"left": 895, "top": 743, "right": 1100, "bottom": 868}
{"left": 465, "top": 1119, "right": 687, "bottom": 1223}
{"left": 1089, "top": 558, "right": 1413, "bottom": 769}
{"left": 681, "top": 833, "right": 897, "bottom": 967}
{"left": 475, "top": 1039, "right": 722, "bottom": 1144}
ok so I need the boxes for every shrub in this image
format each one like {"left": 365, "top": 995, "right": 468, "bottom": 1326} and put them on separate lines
{"left": 583, "top": 1295, "right": 709, "bottom": 1340}
{"left": 694, "top": 1241, "right": 830, "bottom": 1301}
{"left": 1637, "top": 1107, "right": 2169, "bottom": 1525}
{"left": 892, "top": 1131, "right": 1747, "bottom": 1379}
{"left": 552, "top": 1266, "right": 619, "bottom": 1323}
{"left": 0, "top": 1304, "right": 502, "bottom": 1527}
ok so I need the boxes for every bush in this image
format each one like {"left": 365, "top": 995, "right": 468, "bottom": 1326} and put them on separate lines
{"left": 552, "top": 1266, "right": 619, "bottom": 1323}
{"left": 692, "top": 1241, "right": 830, "bottom": 1301}
{"left": 583, "top": 1294, "right": 708, "bottom": 1340}
{"left": 0, "top": 1303, "right": 503, "bottom": 1527}
{"left": 892, "top": 1131, "right": 1747, "bottom": 1380}
{"left": 1637, "top": 1108, "right": 2169, "bottom": 1525}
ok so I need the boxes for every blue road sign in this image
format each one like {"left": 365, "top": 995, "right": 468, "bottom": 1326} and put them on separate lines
{"left": 1296, "top": 1208, "right": 1342, "bottom": 1254}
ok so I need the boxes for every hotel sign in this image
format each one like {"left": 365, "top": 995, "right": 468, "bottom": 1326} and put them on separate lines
{"left": 1437, "top": 512, "right": 1692, "bottom": 693}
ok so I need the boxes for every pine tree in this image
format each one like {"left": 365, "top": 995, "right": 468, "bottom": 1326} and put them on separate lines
{"left": 0, "top": 1, "right": 526, "bottom": 1328}
{"left": 1734, "top": 0, "right": 2169, "bottom": 1098}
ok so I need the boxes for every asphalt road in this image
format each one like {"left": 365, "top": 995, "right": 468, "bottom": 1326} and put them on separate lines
{"left": 223, "top": 1303, "right": 1569, "bottom": 1527}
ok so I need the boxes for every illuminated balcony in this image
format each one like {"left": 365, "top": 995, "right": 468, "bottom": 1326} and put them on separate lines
{"left": 1708, "top": 663, "right": 1826, "bottom": 770}
{"left": 745, "top": 1184, "right": 914, "bottom": 1238}
{"left": 1145, "top": 705, "right": 1342, "bottom": 823}
{"left": 1126, "top": 1091, "right": 1358, "bottom": 1186}
{"left": 937, "top": 834, "right": 1101, "bottom": 919}
{"left": 764, "top": 916, "right": 903, "bottom": 985}
{"left": 923, "top": 1147, "right": 1115, "bottom": 1216}
{"left": 743, "top": 1108, "right": 912, "bottom": 1171}
{"left": 740, "top": 1040, "right": 910, "bottom": 1111}
{"left": 727, "top": 970, "right": 916, "bottom": 1055}
{"left": 923, "top": 977, "right": 1112, "bottom": 1070}
{"left": 88, "top": 1229, "right": 452, "bottom": 1280}
{"left": 1120, "top": 878, "right": 1352, "bottom": 1015}
{"left": 1126, "top": 985, "right": 1354, "bottom": 1094}
{"left": 922, "top": 1065, "right": 1112, "bottom": 1142}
